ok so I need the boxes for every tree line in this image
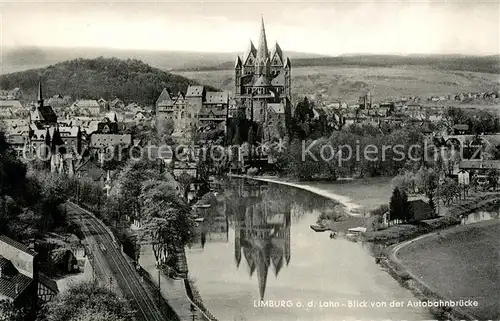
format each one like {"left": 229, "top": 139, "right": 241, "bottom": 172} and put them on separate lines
{"left": 0, "top": 57, "right": 217, "bottom": 107}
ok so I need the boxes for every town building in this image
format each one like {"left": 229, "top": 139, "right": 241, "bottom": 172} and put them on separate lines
{"left": 109, "top": 98, "right": 125, "bottom": 110}
{"left": 156, "top": 86, "right": 229, "bottom": 142}
{"left": 0, "top": 235, "right": 59, "bottom": 316}
{"left": 0, "top": 100, "right": 25, "bottom": 118}
{"left": 0, "top": 88, "right": 22, "bottom": 100}
{"left": 90, "top": 133, "right": 132, "bottom": 150}
{"left": 97, "top": 98, "right": 109, "bottom": 111}
{"left": 233, "top": 17, "right": 292, "bottom": 141}
{"left": 71, "top": 99, "right": 101, "bottom": 116}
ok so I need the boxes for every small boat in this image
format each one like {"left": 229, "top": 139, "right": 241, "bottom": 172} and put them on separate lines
{"left": 347, "top": 227, "right": 367, "bottom": 235}
{"left": 310, "top": 224, "right": 330, "bottom": 232}
{"left": 194, "top": 217, "right": 205, "bottom": 223}
{"left": 193, "top": 204, "right": 211, "bottom": 209}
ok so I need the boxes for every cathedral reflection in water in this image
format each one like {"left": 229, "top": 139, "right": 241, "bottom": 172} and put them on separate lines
{"left": 192, "top": 181, "right": 291, "bottom": 300}
{"left": 233, "top": 184, "right": 291, "bottom": 301}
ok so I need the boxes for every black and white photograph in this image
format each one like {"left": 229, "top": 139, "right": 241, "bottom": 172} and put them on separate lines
{"left": 0, "top": 1, "right": 499, "bottom": 321}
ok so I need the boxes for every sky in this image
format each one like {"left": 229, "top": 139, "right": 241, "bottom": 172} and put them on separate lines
{"left": 1, "top": 0, "right": 499, "bottom": 56}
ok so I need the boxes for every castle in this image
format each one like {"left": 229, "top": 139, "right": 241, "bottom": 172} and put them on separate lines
{"left": 234, "top": 16, "right": 292, "bottom": 141}
{"left": 156, "top": 86, "right": 229, "bottom": 142}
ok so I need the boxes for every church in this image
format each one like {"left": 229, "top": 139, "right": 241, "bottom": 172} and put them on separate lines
{"left": 234, "top": 17, "right": 292, "bottom": 141}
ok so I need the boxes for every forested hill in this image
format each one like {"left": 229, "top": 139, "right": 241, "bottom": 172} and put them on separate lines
{"left": 0, "top": 57, "right": 217, "bottom": 106}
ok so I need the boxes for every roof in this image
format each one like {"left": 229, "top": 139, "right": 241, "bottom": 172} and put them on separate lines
{"left": 270, "top": 42, "right": 283, "bottom": 65}
{"left": 31, "top": 128, "right": 48, "bottom": 141}
{"left": 2, "top": 119, "right": 28, "bottom": 129}
{"left": 186, "top": 85, "right": 205, "bottom": 97}
{"left": 58, "top": 126, "right": 80, "bottom": 137}
{"left": 243, "top": 41, "right": 257, "bottom": 64}
{"left": 156, "top": 88, "right": 173, "bottom": 105}
{"left": 75, "top": 159, "right": 106, "bottom": 181}
{"left": 90, "top": 134, "right": 132, "bottom": 147}
{"left": 0, "top": 259, "right": 33, "bottom": 301}
{"left": 253, "top": 75, "right": 271, "bottom": 87}
{"left": 0, "top": 235, "right": 37, "bottom": 256}
{"left": 0, "top": 256, "right": 17, "bottom": 277}
{"left": 284, "top": 57, "right": 291, "bottom": 68}
{"left": 255, "top": 16, "right": 270, "bottom": 64}
{"left": 235, "top": 56, "right": 242, "bottom": 69}
{"left": 205, "top": 91, "right": 228, "bottom": 104}
{"left": 32, "top": 106, "right": 57, "bottom": 123}
{"left": 38, "top": 273, "right": 58, "bottom": 294}
{"left": 105, "top": 111, "right": 118, "bottom": 122}
{"left": 271, "top": 73, "right": 285, "bottom": 86}
{"left": 73, "top": 99, "right": 100, "bottom": 108}
{"left": 459, "top": 160, "right": 500, "bottom": 170}
{"left": 268, "top": 103, "right": 285, "bottom": 114}
{"left": 0, "top": 100, "right": 23, "bottom": 109}
{"left": 453, "top": 124, "right": 469, "bottom": 131}
{"left": 110, "top": 98, "right": 124, "bottom": 106}
{"left": 409, "top": 200, "right": 435, "bottom": 221}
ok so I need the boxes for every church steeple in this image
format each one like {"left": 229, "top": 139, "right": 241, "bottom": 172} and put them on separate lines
{"left": 255, "top": 15, "right": 270, "bottom": 76}
{"left": 37, "top": 78, "right": 44, "bottom": 108}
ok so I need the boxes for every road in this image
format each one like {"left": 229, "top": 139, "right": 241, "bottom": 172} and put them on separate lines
{"left": 66, "top": 201, "right": 171, "bottom": 321}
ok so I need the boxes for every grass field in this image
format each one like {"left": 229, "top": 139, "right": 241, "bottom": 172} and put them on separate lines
{"left": 396, "top": 220, "right": 500, "bottom": 320}
{"left": 176, "top": 66, "right": 500, "bottom": 103}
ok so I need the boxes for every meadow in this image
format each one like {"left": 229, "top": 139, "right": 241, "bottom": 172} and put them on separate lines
{"left": 176, "top": 66, "right": 500, "bottom": 103}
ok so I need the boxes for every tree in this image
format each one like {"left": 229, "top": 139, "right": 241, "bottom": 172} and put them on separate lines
{"left": 0, "top": 300, "right": 25, "bottom": 321}
{"left": 415, "top": 167, "right": 439, "bottom": 210}
{"left": 177, "top": 172, "right": 195, "bottom": 200}
{"left": 438, "top": 177, "right": 460, "bottom": 205}
{"left": 43, "top": 281, "right": 133, "bottom": 321}
{"left": 392, "top": 170, "right": 418, "bottom": 195}
{"left": 487, "top": 169, "right": 500, "bottom": 191}
{"left": 389, "top": 188, "right": 411, "bottom": 224}
{"left": 370, "top": 204, "right": 389, "bottom": 231}
{"left": 139, "top": 179, "right": 194, "bottom": 267}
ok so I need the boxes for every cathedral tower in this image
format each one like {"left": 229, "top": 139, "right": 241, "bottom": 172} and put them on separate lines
{"left": 233, "top": 16, "right": 292, "bottom": 141}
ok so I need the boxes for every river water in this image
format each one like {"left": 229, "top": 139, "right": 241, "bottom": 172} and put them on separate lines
{"left": 185, "top": 179, "right": 431, "bottom": 321}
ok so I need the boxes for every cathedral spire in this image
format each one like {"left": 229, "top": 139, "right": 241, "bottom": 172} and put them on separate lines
{"left": 255, "top": 15, "right": 270, "bottom": 76}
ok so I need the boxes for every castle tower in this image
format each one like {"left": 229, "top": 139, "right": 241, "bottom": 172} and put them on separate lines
{"left": 243, "top": 41, "right": 257, "bottom": 75}
{"left": 235, "top": 56, "right": 242, "bottom": 96}
{"left": 270, "top": 42, "right": 284, "bottom": 75}
{"left": 233, "top": 16, "right": 292, "bottom": 142}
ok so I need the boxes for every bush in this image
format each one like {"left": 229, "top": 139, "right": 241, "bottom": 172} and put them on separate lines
{"left": 247, "top": 167, "right": 259, "bottom": 176}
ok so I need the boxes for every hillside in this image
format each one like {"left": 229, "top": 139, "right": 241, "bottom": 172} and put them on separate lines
{"left": 0, "top": 57, "right": 216, "bottom": 106}
{"left": 0, "top": 46, "right": 327, "bottom": 75}
{"left": 176, "top": 54, "right": 500, "bottom": 74}
{"left": 177, "top": 66, "right": 500, "bottom": 103}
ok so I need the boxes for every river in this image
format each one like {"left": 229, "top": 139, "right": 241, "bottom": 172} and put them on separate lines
{"left": 185, "top": 179, "right": 432, "bottom": 321}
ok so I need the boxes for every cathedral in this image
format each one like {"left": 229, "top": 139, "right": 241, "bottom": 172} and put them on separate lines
{"left": 234, "top": 17, "right": 292, "bottom": 141}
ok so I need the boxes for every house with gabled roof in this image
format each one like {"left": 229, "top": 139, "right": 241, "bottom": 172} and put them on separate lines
{"left": 0, "top": 235, "right": 59, "bottom": 313}
{"left": 109, "top": 98, "right": 125, "bottom": 110}
{"left": 71, "top": 99, "right": 101, "bottom": 116}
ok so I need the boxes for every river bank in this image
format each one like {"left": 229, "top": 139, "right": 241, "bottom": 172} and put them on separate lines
{"left": 228, "top": 174, "right": 392, "bottom": 213}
